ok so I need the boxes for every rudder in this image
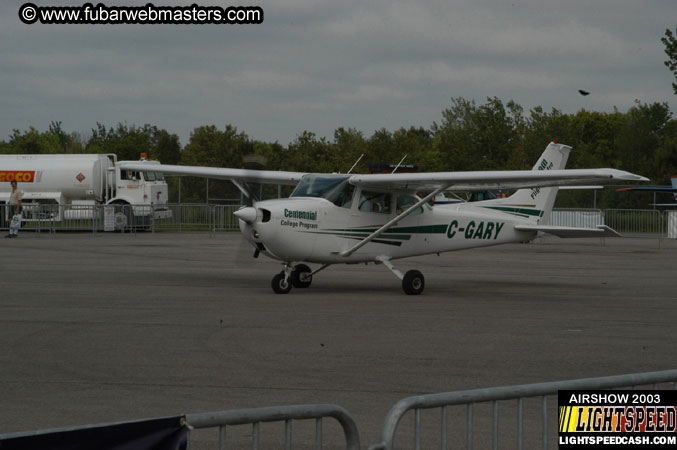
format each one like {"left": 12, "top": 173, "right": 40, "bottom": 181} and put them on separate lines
{"left": 473, "top": 141, "right": 572, "bottom": 224}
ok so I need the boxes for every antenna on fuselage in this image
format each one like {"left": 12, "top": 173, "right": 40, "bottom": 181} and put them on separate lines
{"left": 346, "top": 153, "right": 364, "bottom": 174}
{"left": 392, "top": 154, "right": 408, "bottom": 174}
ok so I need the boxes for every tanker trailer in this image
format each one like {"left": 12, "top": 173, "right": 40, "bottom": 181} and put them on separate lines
{"left": 0, "top": 154, "right": 171, "bottom": 229}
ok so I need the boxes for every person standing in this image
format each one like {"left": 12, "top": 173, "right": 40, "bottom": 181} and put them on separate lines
{"left": 6, "top": 180, "right": 23, "bottom": 238}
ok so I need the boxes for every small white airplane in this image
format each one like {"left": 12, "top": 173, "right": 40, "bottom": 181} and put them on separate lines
{"left": 121, "top": 142, "right": 647, "bottom": 295}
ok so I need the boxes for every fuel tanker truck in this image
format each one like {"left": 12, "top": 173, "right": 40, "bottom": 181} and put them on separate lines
{"left": 0, "top": 153, "right": 171, "bottom": 229}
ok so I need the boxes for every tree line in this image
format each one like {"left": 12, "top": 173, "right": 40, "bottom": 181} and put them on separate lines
{"left": 1, "top": 97, "right": 676, "bottom": 208}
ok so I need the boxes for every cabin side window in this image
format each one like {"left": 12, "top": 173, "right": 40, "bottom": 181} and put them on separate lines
{"left": 358, "top": 191, "right": 392, "bottom": 214}
{"left": 396, "top": 195, "right": 423, "bottom": 215}
{"left": 333, "top": 182, "right": 355, "bottom": 208}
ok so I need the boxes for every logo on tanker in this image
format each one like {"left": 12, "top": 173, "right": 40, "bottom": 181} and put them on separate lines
{"left": 76, "top": 172, "right": 86, "bottom": 183}
{"left": 0, "top": 171, "right": 35, "bottom": 183}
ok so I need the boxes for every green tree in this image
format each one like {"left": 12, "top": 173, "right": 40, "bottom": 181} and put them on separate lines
{"left": 365, "top": 128, "right": 394, "bottom": 170}
{"left": 333, "top": 127, "right": 368, "bottom": 173}
{"left": 433, "top": 97, "right": 524, "bottom": 171}
{"left": 285, "top": 131, "right": 334, "bottom": 173}
{"left": 153, "top": 129, "right": 181, "bottom": 165}
{"left": 86, "top": 122, "right": 154, "bottom": 160}
{"left": 7, "top": 127, "right": 60, "bottom": 154}
{"left": 391, "top": 126, "right": 439, "bottom": 172}
{"left": 179, "top": 125, "right": 251, "bottom": 202}
{"left": 662, "top": 28, "right": 677, "bottom": 94}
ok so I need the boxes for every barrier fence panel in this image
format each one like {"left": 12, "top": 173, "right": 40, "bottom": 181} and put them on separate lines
{"left": 367, "top": 369, "right": 677, "bottom": 450}
{"left": 4, "top": 372, "right": 677, "bottom": 450}
{"left": 603, "top": 209, "right": 666, "bottom": 235}
{"left": 2, "top": 203, "right": 243, "bottom": 233}
{"left": 667, "top": 210, "right": 677, "bottom": 239}
{"left": 185, "top": 404, "right": 361, "bottom": 450}
{"left": 550, "top": 209, "right": 604, "bottom": 228}
{"left": 212, "top": 205, "right": 241, "bottom": 231}
{"left": 3, "top": 205, "right": 672, "bottom": 237}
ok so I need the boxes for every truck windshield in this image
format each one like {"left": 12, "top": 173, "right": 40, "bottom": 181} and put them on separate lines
{"left": 290, "top": 175, "right": 351, "bottom": 204}
{"left": 143, "top": 171, "right": 165, "bottom": 182}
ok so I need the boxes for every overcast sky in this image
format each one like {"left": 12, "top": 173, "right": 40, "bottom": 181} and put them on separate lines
{"left": 1, "top": 0, "right": 675, "bottom": 147}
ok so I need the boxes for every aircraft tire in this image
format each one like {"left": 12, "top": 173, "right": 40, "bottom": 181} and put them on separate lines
{"left": 272, "top": 272, "right": 292, "bottom": 294}
{"left": 291, "top": 264, "right": 312, "bottom": 288}
{"left": 402, "top": 270, "right": 424, "bottom": 295}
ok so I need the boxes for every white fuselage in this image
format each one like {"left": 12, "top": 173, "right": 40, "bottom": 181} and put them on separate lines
{"left": 240, "top": 197, "right": 537, "bottom": 264}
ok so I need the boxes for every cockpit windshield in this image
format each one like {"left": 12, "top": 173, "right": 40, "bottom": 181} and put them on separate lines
{"left": 290, "top": 175, "right": 351, "bottom": 204}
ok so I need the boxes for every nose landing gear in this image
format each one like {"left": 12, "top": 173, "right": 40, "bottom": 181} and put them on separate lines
{"left": 270, "top": 263, "right": 329, "bottom": 294}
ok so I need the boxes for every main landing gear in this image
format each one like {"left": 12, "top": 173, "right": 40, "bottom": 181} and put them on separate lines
{"left": 271, "top": 263, "right": 326, "bottom": 294}
{"left": 270, "top": 260, "right": 425, "bottom": 295}
{"left": 377, "top": 256, "right": 425, "bottom": 295}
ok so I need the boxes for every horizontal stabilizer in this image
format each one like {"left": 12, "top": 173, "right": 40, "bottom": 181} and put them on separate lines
{"left": 514, "top": 224, "right": 621, "bottom": 238}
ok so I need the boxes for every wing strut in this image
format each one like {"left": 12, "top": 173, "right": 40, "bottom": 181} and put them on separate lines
{"left": 339, "top": 185, "right": 449, "bottom": 257}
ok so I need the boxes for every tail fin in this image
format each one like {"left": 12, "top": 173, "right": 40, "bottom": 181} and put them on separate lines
{"left": 474, "top": 141, "right": 572, "bottom": 224}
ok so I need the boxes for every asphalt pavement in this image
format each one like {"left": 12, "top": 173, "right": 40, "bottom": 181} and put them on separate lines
{"left": 1, "top": 232, "right": 675, "bottom": 448}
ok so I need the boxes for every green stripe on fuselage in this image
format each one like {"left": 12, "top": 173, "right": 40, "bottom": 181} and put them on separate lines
{"left": 482, "top": 206, "right": 543, "bottom": 217}
{"left": 308, "top": 231, "right": 411, "bottom": 241}
{"left": 325, "top": 224, "right": 448, "bottom": 234}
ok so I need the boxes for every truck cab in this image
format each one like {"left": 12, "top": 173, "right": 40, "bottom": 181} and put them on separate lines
{"left": 111, "top": 158, "right": 171, "bottom": 220}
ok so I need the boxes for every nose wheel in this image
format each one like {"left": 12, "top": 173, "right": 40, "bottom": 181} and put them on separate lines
{"left": 271, "top": 272, "right": 292, "bottom": 294}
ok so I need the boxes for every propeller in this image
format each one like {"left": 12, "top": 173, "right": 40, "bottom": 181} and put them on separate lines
{"left": 233, "top": 153, "right": 271, "bottom": 259}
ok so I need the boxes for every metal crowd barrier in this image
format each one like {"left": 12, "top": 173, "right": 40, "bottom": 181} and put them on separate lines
{"left": 2, "top": 205, "right": 675, "bottom": 238}
{"left": 603, "top": 209, "right": 666, "bottom": 235}
{"left": 550, "top": 209, "right": 603, "bottom": 228}
{"left": 367, "top": 369, "right": 677, "bottom": 450}
{"left": 185, "top": 404, "right": 360, "bottom": 450}
{"left": 2, "top": 203, "right": 242, "bottom": 233}
{"left": 3, "top": 371, "right": 677, "bottom": 450}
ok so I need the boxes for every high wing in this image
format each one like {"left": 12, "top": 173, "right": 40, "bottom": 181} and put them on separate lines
{"left": 122, "top": 162, "right": 647, "bottom": 193}
{"left": 349, "top": 169, "right": 648, "bottom": 192}
{"left": 119, "top": 163, "right": 306, "bottom": 186}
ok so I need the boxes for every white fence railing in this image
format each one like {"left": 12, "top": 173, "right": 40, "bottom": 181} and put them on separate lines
{"left": 2, "top": 205, "right": 676, "bottom": 238}
{"left": 1, "top": 203, "right": 241, "bottom": 233}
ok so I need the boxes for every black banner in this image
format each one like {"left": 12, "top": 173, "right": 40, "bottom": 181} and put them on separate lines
{"left": 0, "top": 416, "right": 188, "bottom": 450}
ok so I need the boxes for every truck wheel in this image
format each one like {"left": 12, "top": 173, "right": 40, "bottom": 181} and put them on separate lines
{"left": 112, "top": 204, "right": 132, "bottom": 231}
{"left": 114, "top": 211, "right": 128, "bottom": 230}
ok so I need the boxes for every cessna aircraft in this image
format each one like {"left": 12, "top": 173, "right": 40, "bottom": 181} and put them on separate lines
{"left": 121, "top": 142, "right": 647, "bottom": 295}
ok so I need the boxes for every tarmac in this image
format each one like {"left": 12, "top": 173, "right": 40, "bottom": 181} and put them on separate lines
{"left": 1, "top": 231, "right": 676, "bottom": 447}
